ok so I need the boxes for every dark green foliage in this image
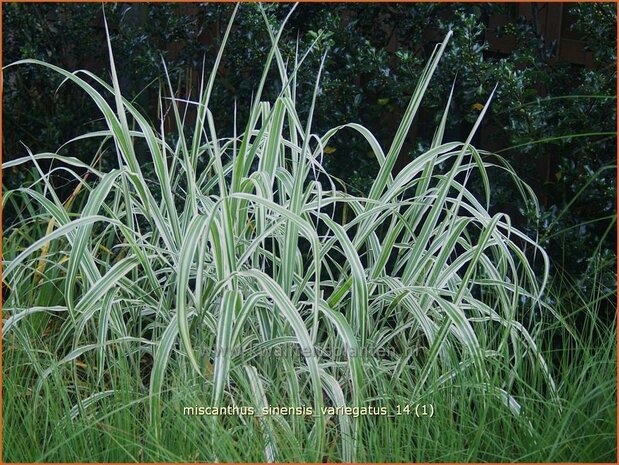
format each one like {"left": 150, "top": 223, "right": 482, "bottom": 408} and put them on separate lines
{"left": 3, "top": 2, "right": 616, "bottom": 296}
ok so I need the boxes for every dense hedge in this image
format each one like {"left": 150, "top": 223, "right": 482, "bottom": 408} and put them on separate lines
{"left": 3, "top": 2, "right": 616, "bottom": 301}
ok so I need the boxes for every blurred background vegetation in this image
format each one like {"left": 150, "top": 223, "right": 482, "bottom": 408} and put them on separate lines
{"left": 3, "top": 2, "right": 616, "bottom": 319}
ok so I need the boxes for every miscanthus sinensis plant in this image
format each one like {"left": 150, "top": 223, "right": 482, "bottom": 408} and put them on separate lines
{"left": 3, "top": 5, "right": 558, "bottom": 461}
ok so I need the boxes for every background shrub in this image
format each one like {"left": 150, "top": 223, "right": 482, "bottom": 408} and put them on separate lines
{"left": 3, "top": 2, "right": 616, "bottom": 310}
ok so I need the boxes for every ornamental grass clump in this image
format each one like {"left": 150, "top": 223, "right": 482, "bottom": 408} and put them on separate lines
{"left": 3, "top": 5, "right": 557, "bottom": 462}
